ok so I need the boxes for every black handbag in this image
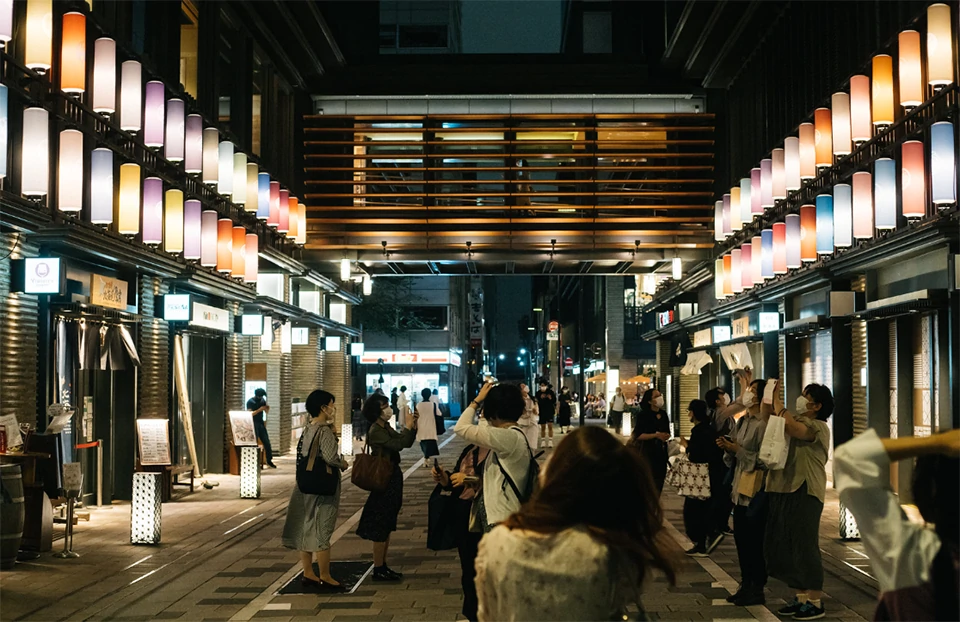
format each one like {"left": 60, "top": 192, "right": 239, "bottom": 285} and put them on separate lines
{"left": 434, "top": 402, "right": 446, "bottom": 435}
{"left": 296, "top": 426, "right": 339, "bottom": 496}
{"left": 427, "top": 484, "right": 459, "bottom": 551}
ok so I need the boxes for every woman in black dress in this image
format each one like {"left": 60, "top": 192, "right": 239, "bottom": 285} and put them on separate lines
{"left": 629, "top": 388, "right": 671, "bottom": 494}
{"left": 678, "top": 399, "right": 725, "bottom": 556}
{"left": 557, "top": 387, "right": 573, "bottom": 433}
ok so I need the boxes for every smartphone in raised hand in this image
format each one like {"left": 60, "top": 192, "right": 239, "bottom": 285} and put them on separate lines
{"left": 763, "top": 379, "right": 779, "bottom": 405}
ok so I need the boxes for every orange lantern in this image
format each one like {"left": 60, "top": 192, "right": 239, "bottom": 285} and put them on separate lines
{"left": 872, "top": 55, "right": 894, "bottom": 126}
{"left": 722, "top": 254, "right": 732, "bottom": 296}
{"left": 232, "top": 226, "right": 246, "bottom": 278}
{"left": 814, "top": 108, "right": 832, "bottom": 167}
{"left": 799, "top": 122, "right": 816, "bottom": 179}
{"left": 217, "top": 218, "right": 233, "bottom": 273}
{"left": 288, "top": 196, "right": 299, "bottom": 240}
{"left": 799, "top": 204, "right": 817, "bottom": 262}
{"left": 60, "top": 12, "right": 85, "bottom": 93}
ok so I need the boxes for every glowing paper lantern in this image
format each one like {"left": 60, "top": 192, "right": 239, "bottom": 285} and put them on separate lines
{"left": 297, "top": 202, "right": 306, "bottom": 245}
{"left": 120, "top": 61, "right": 142, "bottom": 132}
{"left": 21, "top": 107, "right": 49, "bottom": 197}
{"left": 341, "top": 258, "right": 351, "bottom": 282}
{"left": 738, "top": 179, "right": 750, "bottom": 224}
{"left": 772, "top": 223, "right": 787, "bottom": 274}
{"left": 785, "top": 214, "right": 801, "bottom": 269}
{"left": 184, "top": 114, "right": 202, "bottom": 173}
{"left": 831, "top": 92, "right": 852, "bottom": 156}
{"left": 721, "top": 193, "right": 731, "bottom": 235}
{"left": 722, "top": 254, "right": 732, "bottom": 296}
{"left": 852, "top": 172, "right": 873, "bottom": 239}
{"left": 118, "top": 163, "right": 141, "bottom": 235}
{"left": 750, "top": 235, "right": 762, "bottom": 284}
{"left": 60, "top": 12, "right": 86, "bottom": 93}
{"left": 233, "top": 152, "right": 247, "bottom": 204}
{"left": 232, "top": 226, "right": 246, "bottom": 278}
{"left": 731, "top": 249, "right": 743, "bottom": 294}
{"left": 268, "top": 181, "right": 280, "bottom": 227}
{"left": 0, "top": 85, "right": 5, "bottom": 178}
{"left": 245, "top": 234, "right": 258, "bottom": 283}
{"left": 57, "top": 129, "right": 83, "bottom": 212}
{"left": 799, "top": 204, "right": 816, "bottom": 262}
{"left": 815, "top": 195, "right": 834, "bottom": 255}
{"left": 218, "top": 141, "right": 233, "bottom": 196}
{"left": 833, "top": 183, "right": 852, "bottom": 248}
{"left": 183, "top": 200, "right": 201, "bottom": 260}
{"left": 164, "top": 190, "right": 184, "bottom": 254}
{"left": 217, "top": 218, "right": 233, "bottom": 273}
{"left": 90, "top": 148, "right": 113, "bottom": 224}
{"left": 750, "top": 169, "right": 761, "bottom": 215}
{"left": 363, "top": 276, "right": 372, "bottom": 296}
{"left": 673, "top": 257, "right": 682, "bottom": 281}
{"left": 715, "top": 258, "right": 724, "bottom": 300}
{"left": 927, "top": 4, "right": 954, "bottom": 86}
{"left": 874, "top": 158, "right": 897, "bottom": 229}
{"left": 772, "top": 148, "right": 786, "bottom": 200}
{"left": 814, "top": 108, "right": 832, "bottom": 167}
{"left": 245, "top": 163, "right": 258, "bottom": 212}
{"left": 278, "top": 189, "right": 290, "bottom": 233}
{"left": 714, "top": 200, "right": 723, "bottom": 241}
{"left": 931, "top": 122, "right": 956, "bottom": 206}
{"left": 901, "top": 141, "right": 925, "bottom": 218}
{"left": 760, "top": 229, "right": 774, "bottom": 279}
{"left": 0, "top": 0, "right": 11, "bottom": 45}
{"left": 165, "top": 99, "right": 185, "bottom": 162}
{"left": 25, "top": 0, "right": 52, "bottom": 72}
{"left": 730, "top": 187, "right": 741, "bottom": 230}
{"left": 288, "top": 196, "right": 300, "bottom": 240}
{"left": 142, "top": 177, "right": 163, "bottom": 245}
{"left": 872, "top": 55, "right": 894, "bottom": 126}
{"left": 799, "top": 123, "right": 816, "bottom": 178}
{"left": 898, "top": 30, "right": 922, "bottom": 108}
{"left": 200, "top": 210, "right": 217, "bottom": 267}
{"left": 849, "top": 75, "right": 871, "bottom": 142}
{"left": 760, "top": 159, "right": 773, "bottom": 208}
{"left": 202, "top": 128, "right": 219, "bottom": 185}
{"left": 144, "top": 82, "right": 165, "bottom": 148}
{"left": 257, "top": 173, "right": 270, "bottom": 219}
{"left": 784, "top": 137, "right": 800, "bottom": 191}
{"left": 92, "top": 38, "right": 116, "bottom": 113}
{"left": 740, "top": 243, "right": 753, "bottom": 289}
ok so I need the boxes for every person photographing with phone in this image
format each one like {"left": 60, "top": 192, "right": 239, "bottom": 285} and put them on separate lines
{"left": 247, "top": 388, "right": 277, "bottom": 468}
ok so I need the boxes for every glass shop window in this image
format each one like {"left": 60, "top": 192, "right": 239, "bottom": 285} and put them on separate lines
{"left": 179, "top": 1, "right": 199, "bottom": 98}
{"left": 252, "top": 53, "right": 264, "bottom": 156}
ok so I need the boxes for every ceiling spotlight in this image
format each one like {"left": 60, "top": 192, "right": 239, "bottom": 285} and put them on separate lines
{"left": 381, "top": 240, "right": 389, "bottom": 257}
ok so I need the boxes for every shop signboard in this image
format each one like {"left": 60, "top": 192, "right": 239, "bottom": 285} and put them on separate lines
{"left": 240, "top": 314, "right": 264, "bottom": 336}
{"left": 90, "top": 273, "right": 129, "bottom": 310}
{"left": 292, "top": 327, "right": 309, "bottom": 345}
{"left": 759, "top": 312, "right": 780, "bottom": 333}
{"left": 163, "top": 294, "right": 191, "bottom": 321}
{"left": 657, "top": 310, "right": 674, "bottom": 328}
{"left": 450, "top": 352, "right": 461, "bottom": 367}
{"left": 191, "top": 302, "right": 230, "bottom": 331}
{"left": 350, "top": 342, "right": 365, "bottom": 356}
{"left": 468, "top": 279, "right": 483, "bottom": 344}
{"left": 712, "top": 326, "right": 731, "bottom": 344}
{"left": 23, "top": 257, "right": 62, "bottom": 294}
{"left": 693, "top": 328, "right": 712, "bottom": 348}
{"left": 732, "top": 316, "right": 752, "bottom": 339}
{"left": 360, "top": 351, "right": 452, "bottom": 365}
{"left": 324, "top": 336, "right": 341, "bottom": 351}
{"left": 136, "top": 419, "right": 171, "bottom": 466}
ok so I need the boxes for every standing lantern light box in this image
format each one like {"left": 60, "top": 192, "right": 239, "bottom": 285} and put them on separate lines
{"left": 24, "top": 0, "right": 52, "bottom": 72}
{"left": 721, "top": 194, "right": 731, "bottom": 235}
{"left": 233, "top": 153, "right": 247, "bottom": 205}
{"left": 297, "top": 203, "right": 306, "bottom": 245}
{"left": 200, "top": 210, "right": 218, "bottom": 267}
{"left": 771, "top": 148, "right": 786, "bottom": 200}
{"left": 165, "top": 99, "right": 185, "bottom": 162}
{"left": 750, "top": 168, "right": 761, "bottom": 215}
{"left": 760, "top": 229, "right": 774, "bottom": 279}
{"left": 785, "top": 214, "right": 801, "bottom": 269}
{"left": 218, "top": 142, "right": 234, "bottom": 196}
{"left": 165, "top": 190, "right": 184, "bottom": 254}
{"left": 257, "top": 173, "right": 270, "bottom": 219}
{"left": 740, "top": 244, "right": 752, "bottom": 289}
{"left": 268, "top": 181, "right": 280, "bottom": 226}
{"left": 831, "top": 92, "right": 852, "bottom": 156}
{"left": 849, "top": 75, "right": 871, "bottom": 142}
{"left": 90, "top": 148, "right": 113, "bottom": 224}
{"left": 721, "top": 254, "right": 732, "bottom": 297}
{"left": 784, "top": 137, "right": 801, "bottom": 191}
{"left": 60, "top": 12, "right": 85, "bottom": 94}
{"left": 232, "top": 227, "right": 246, "bottom": 279}
{"left": 872, "top": 55, "right": 894, "bottom": 126}
{"left": 713, "top": 200, "right": 723, "bottom": 241}
{"left": 730, "top": 249, "right": 742, "bottom": 294}
{"left": 184, "top": 115, "right": 203, "bottom": 173}
{"left": 288, "top": 197, "right": 300, "bottom": 241}
{"left": 341, "top": 424, "right": 353, "bottom": 457}
{"left": 833, "top": 183, "right": 853, "bottom": 248}
{"left": 730, "top": 187, "right": 741, "bottom": 230}
{"left": 739, "top": 178, "right": 751, "bottom": 224}
{"left": 800, "top": 204, "right": 817, "bottom": 262}
{"left": 239, "top": 445, "right": 260, "bottom": 499}
{"left": 714, "top": 258, "right": 724, "bottom": 300}
{"left": 278, "top": 189, "right": 290, "bottom": 233}
{"left": 202, "top": 128, "right": 219, "bottom": 185}
{"left": 131, "top": 472, "right": 162, "bottom": 544}
{"left": 798, "top": 123, "right": 816, "bottom": 179}
{"left": 814, "top": 108, "right": 832, "bottom": 167}
{"left": 245, "top": 163, "right": 259, "bottom": 212}
{"left": 897, "top": 30, "right": 922, "bottom": 108}
{"left": 772, "top": 223, "right": 787, "bottom": 274}
{"left": 217, "top": 219, "right": 233, "bottom": 273}
{"left": 750, "top": 235, "right": 762, "bottom": 283}
{"left": 118, "top": 163, "right": 141, "bottom": 236}
{"left": 58, "top": 129, "right": 83, "bottom": 212}
{"left": 926, "top": 4, "right": 954, "bottom": 87}
{"left": 244, "top": 234, "right": 258, "bottom": 283}
{"left": 760, "top": 159, "right": 773, "bottom": 208}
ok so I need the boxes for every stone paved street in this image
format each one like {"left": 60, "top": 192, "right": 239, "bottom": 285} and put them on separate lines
{"left": 1, "top": 427, "right": 881, "bottom": 622}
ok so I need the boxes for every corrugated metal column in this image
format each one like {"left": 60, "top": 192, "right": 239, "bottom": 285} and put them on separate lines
{"left": 138, "top": 277, "right": 170, "bottom": 419}
{"left": 224, "top": 301, "right": 243, "bottom": 471}
{"left": 0, "top": 234, "right": 39, "bottom": 425}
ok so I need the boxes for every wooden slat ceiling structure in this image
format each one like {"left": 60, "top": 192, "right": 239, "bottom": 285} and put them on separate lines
{"left": 302, "top": 112, "right": 716, "bottom": 275}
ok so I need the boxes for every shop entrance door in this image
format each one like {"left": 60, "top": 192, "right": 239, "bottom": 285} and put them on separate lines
{"left": 175, "top": 334, "right": 225, "bottom": 474}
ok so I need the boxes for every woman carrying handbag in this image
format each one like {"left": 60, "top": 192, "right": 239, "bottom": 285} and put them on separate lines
{"left": 281, "top": 390, "right": 348, "bottom": 590}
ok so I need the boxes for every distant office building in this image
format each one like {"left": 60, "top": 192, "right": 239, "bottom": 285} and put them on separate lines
{"left": 380, "top": 1, "right": 463, "bottom": 54}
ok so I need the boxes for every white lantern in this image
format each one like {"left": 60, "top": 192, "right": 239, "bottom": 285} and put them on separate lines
{"left": 831, "top": 92, "right": 852, "bottom": 156}
{"left": 0, "top": 0, "right": 12, "bottom": 46}
{"left": 92, "top": 38, "right": 116, "bottom": 114}
{"left": 21, "top": 107, "right": 49, "bottom": 197}
{"left": 57, "top": 129, "right": 83, "bottom": 212}
{"left": 218, "top": 141, "right": 233, "bottom": 196}
{"left": 165, "top": 99, "right": 185, "bottom": 162}
{"left": 784, "top": 137, "right": 801, "bottom": 192}
{"left": 184, "top": 115, "right": 202, "bottom": 173}
{"left": 233, "top": 152, "right": 247, "bottom": 204}
{"left": 120, "top": 61, "right": 142, "bottom": 132}
{"left": 90, "top": 148, "right": 114, "bottom": 224}
{"left": 25, "top": 0, "right": 52, "bottom": 72}
{"left": 0, "top": 84, "right": 8, "bottom": 178}
{"left": 143, "top": 81, "right": 165, "bottom": 148}
{"left": 340, "top": 258, "right": 351, "bottom": 281}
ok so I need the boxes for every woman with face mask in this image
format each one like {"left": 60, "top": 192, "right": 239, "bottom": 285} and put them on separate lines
{"left": 356, "top": 393, "right": 418, "bottom": 581}
{"left": 678, "top": 399, "right": 726, "bottom": 557}
{"left": 628, "top": 388, "right": 671, "bottom": 494}
{"left": 761, "top": 383, "right": 834, "bottom": 621}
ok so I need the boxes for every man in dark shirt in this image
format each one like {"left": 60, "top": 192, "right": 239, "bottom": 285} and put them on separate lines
{"left": 246, "top": 388, "right": 276, "bottom": 468}
{"left": 535, "top": 381, "right": 558, "bottom": 449}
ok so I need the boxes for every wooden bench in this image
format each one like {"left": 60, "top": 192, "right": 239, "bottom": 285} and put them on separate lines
{"left": 168, "top": 464, "right": 195, "bottom": 499}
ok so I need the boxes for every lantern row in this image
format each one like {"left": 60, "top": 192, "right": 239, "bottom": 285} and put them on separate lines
{"left": 714, "top": 3, "right": 957, "bottom": 241}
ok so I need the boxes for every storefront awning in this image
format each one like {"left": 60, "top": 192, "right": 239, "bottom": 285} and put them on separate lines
{"left": 586, "top": 373, "right": 606, "bottom": 383}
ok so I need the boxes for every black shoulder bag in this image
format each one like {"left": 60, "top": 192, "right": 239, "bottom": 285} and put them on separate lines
{"left": 296, "top": 426, "right": 340, "bottom": 496}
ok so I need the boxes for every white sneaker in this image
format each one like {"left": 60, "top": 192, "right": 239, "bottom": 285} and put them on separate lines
{"left": 548, "top": 439, "right": 554, "bottom": 448}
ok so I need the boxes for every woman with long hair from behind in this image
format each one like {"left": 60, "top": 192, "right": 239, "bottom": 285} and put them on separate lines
{"left": 475, "top": 426, "right": 676, "bottom": 621}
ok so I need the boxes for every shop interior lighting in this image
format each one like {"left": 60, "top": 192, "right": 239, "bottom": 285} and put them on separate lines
{"left": 92, "top": 38, "right": 116, "bottom": 113}
{"left": 24, "top": 0, "right": 52, "bottom": 72}
{"left": 831, "top": 92, "right": 852, "bottom": 156}
{"left": 340, "top": 258, "right": 351, "bottom": 281}
{"left": 288, "top": 196, "right": 299, "bottom": 240}
{"left": 217, "top": 218, "right": 233, "bottom": 273}
{"left": 799, "top": 204, "right": 816, "bottom": 262}
{"left": 202, "top": 127, "right": 218, "bottom": 185}
{"left": 901, "top": 140, "right": 926, "bottom": 218}
{"left": 183, "top": 200, "right": 201, "bottom": 260}
{"left": 927, "top": 4, "right": 954, "bottom": 86}
{"left": 874, "top": 157, "right": 897, "bottom": 229}
{"left": 142, "top": 177, "right": 163, "bottom": 245}
{"left": 872, "top": 55, "right": 894, "bottom": 126}
{"left": 815, "top": 194, "right": 834, "bottom": 255}
{"left": 833, "top": 183, "right": 853, "bottom": 248}
{"left": 296, "top": 202, "right": 306, "bottom": 245}
{"left": 739, "top": 244, "right": 752, "bottom": 289}
{"left": 772, "top": 222, "right": 787, "bottom": 274}
{"left": 278, "top": 189, "right": 289, "bottom": 233}
{"left": 760, "top": 159, "right": 773, "bottom": 208}
{"left": 268, "top": 181, "right": 280, "bottom": 226}
{"left": 57, "top": 129, "right": 83, "bottom": 212}
{"left": 245, "top": 234, "right": 258, "bottom": 283}
{"left": 897, "top": 30, "right": 922, "bottom": 107}
{"left": 730, "top": 186, "right": 741, "bottom": 230}
{"left": 784, "top": 137, "right": 801, "bottom": 191}
{"left": 90, "top": 148, "right": 113, "bottom": 224}
{"left": 118, "top": 163, "right": 141, "bottom": 235}
{"left": 750, "top": 168, "right": 761, "bottom": 215}
{"left": 257, "top": 173, "right": 270, "bottom": 219}
{"left": 750, "top": 235, "right": 762, "bottom": 283}
{"left": 217, "top": 141, "right": 233, "bottom": 195}
{"left": 785, "top": 213, "right": 801, "bottom": 269}
{"left": 246, "top": 163, "right": 259, "bottom": 212}
{"left": 144, "top": 82, "right": 165, "bottom": 148}
{"left": 21, "top": 107, "right": 49, "bottom": 197}
{"left": 200, "top": 210, "right": 218, "bottom": 267}
{"left": 232, "top": 152, "right": 247, "bottom": 204}
{"left": 930, "top": 122, "right": 956, "bottom": 206}
{"left": 120, "top": 61, "right": 142, "bottom": 132}
{"left": 232, "top": 226, "right": 246, "bottom": 279}
{"left": 849, "top": 75, "right": 871, "bottom": 142}
{"left": 814, "top": 108, "right": 832, "bottom": 167}
{"left": 0, "top": 0, "right": 11, "bottom": 46}
{"left": 164, "top": 190, "right": 184, "bottom": 254}
{"left": 798, "top": 123, "right": 816, "bottom": 178}
{"left": 60, "top": 12, "right": 85, "bottom": 93}
{"left": 760, "top": 229, "right": 773, "bottom": 279}
{"left": 165, "top": 99, "right": 185, "bottom": 162}
{"left": 184, "top": 114, "right": 202, "bottom": 173}
{"left": 852, "top": 172, "right": 874, "bottom": 239}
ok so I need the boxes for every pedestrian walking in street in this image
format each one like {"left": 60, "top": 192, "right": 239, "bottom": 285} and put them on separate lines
{"left": 557, "top": 386, "right": 573, "bottom": 433}
{"left": 629, "top": 388, "right": 670, "bottom": 494}
{"left": 351, "top": 394, "right": 365, "bottom": 440}
{"left": 609, "top": 386, "right": 627, "bottom": 432}
{"left": 518, "top": 383, "right": 540, "bottom": 451}
{"left": 281, "top": 390, "right": 347, "bottom": 590}
{"left": 356, "top": 393, "right": 418, "bottom": 581}
{"left": 246, "top": 388, "right": 277, "bottom": 468}
{"left": 475, "top": 426, "right": 676, "bottom": 621}
{"left": 535, "top": 381, "right": 557, "bottom": 448}
{"left": 835, "top": 428, "right": 959, "bottom": 622}
{"left": 678, "top": 399, "right": 726, "bottom": 557}
{"left": 716, "top": 375, "right": 769, "bottom": 606}
{"left": 398, "top": 385, "right": 410, "bottom": 427}
{"left": 416, "top": 388, "right": 440, "bottom": 465}
{"left": 763, "top": 384, "right": 834, "bottom": 620}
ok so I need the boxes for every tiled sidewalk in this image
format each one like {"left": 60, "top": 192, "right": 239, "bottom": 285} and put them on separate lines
{"left": 1, "top": 426, "right": 882, "bottom": 622}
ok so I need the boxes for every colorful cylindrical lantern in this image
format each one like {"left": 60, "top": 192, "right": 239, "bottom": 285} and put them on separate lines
{"left": 815, "top": 195, "right": 834, "bottom": 255}
{"left": 288, "top": 196, "right": 300, "bottom": 240}
{"left": 931, "top": 122, "right": 956, "bottom": 206}
{"left": 232, "top": 152, "right": 247, "bottom": 204}
{"left": 927, "top": 4, "right": 954, "bottom": 86}
{"left": 217, "top": 218, "right": 233, "bottom": 273}
{"left": 245, "top": 234, "right": 258, "bottom": 283}
{"left": 750, "top": 168, "right": 761, "bottom": 215}
{"left": 57, "top": 129, "right": 83, "bottom": 212}
{"left": 120, "top": 61, "right": 142, "bottom": 132}
{"left": 363, "top": 276, "right": 372, "bottom": 296}
{"left": 90, "top": 148, "right": 113, "bottom": 224}
{"left": 898, "top": 30, "right": 922, "bottom": 108}
{"left": 872, "top": 55, "right": 894, "bottom": 126}
{"left": 218, "top": 141, "right": 234, "bottom": 196}
{"left": 772, "top": 223, "right": 787, "bottom": 274}
{"left": 268, "top": 181, "right": 280, "bottom": 227}
{"left": 165, "top": 99, "right": 185, "bottom": 162}
{"left": 184, "top": 114, "right": 203, "bottom": 173}
{"left": 901, "top": 140, "right": 925, "bottom": 218}
{"left": 232, "top": 226, "right": 246, "bottom": 278}
{"left": 0, "top": 85, "right": 5, "bottom": 178}
{"left": 164, "top": 189, "right": 184, "bottom": 254}
{"left": 738, "top": 179, "right": 750, "bottom": 225}
{"left": 760, "top": 159, "right": 773, "bottom": 208}
{"left": 246, "top": 163, "right": 258, "bottom": 212}
{"left": 874, "top": 158, "right": 897, "bottom": 229}
{"left": 849, "top": 75, "right": 871, "bottom": 142}
{"left": 799, "top": 123, "right": 816, "bottom": 178}
{"left": 257, "top": 173, "right": 270, "bottom": 219}
{"left": 772, "top": 148, "right": 786, "bottom": 200}
{"left": 731, "top": 249, "right": 742, "bottom": 294}
{"left": 202, "top": 128, "right": 219, "bottom": 185}
{"left": 92, "top": 38, "right": 116, "bottom": 114}
{"left": 143, "top": 82, "right": 165, "bottom": 148}
{"left": 297, "top": 202, "right": 306, "bottom": 245}
{"left": 278, "top": 189, "right": 290, "bottom": 233}
{"left": 21, "top": 107, "right": 49, "bottom": 197}
{"left": 760, "top": 229, "right": 774, "bottom": 279}
{"left": 785, "top": 213, "right": 801, "bottom": 269}
{"left": 714, "top": 200, "right": 723, "bottom": 241}
{"left": 142, "top": 177, "right": 163, "bottom": 245}
{"left": 722, "top": 254, "right": 732, "bottom": 297}
{"left": 833, "top": 183, "right": 853, "bottom": 248}
{"left": 730, "top": 187, "right": 742, "bottom": 230}
{"left": 200, "top": 210, "right": 218, "bottom": 267}
{"left": 740, "top": 243, "right": 753, "bottom": 290}
{"left": 721, "top": 193, "right": 731, "bottom": 235}
{"left": 852, "top": 172, "right": 873, "bottom": 239}
{"left": 799, "top": 204, "right": 816, "bottom": 262}
{"left": 831, "top": 92, "right": 852, "bottom": 156}
{"left": 715, "top": 258, "right": 724, "bottom": 300}
{"left": 0, "top": 0, "right": 12, "bottom": 45}
{"left": 60, "top": 12, "right": 86, "bottom": 93}
{"left": 25, "top": 0, "right": 52, "bottom": 72}
{"left": 784, "top": 137, "right": 801, "bottom": 191}
{"left": 118, "top": 163, "right": 141, "bottom": 235}
{"left": 183, "top": 200, "right": 202, "bottom": 260}
{"left": 750, "top": 236, "right": 762, "bottom": 283}
{"left": 814, "top": 108, "right": 832, "bottom": 167}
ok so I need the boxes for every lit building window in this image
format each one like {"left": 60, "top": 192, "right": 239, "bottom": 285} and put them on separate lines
{"left": 179, "top": 1, "right": 198, "bottom": 98}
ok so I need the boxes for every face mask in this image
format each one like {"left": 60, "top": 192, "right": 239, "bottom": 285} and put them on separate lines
{"left": 652, "top": 396, "right": 665, "bottom": 408}
{"left": 796, "top": 395, "right": 810, "bottom": 413}
{"left": 742, "top": 390, "right": 756, "bottom": 408}
{"left": 380, "top": 407, "right": 392, "bottom": 422}
{"left": 721, "top": 393, "right": 731, "bottom": 406}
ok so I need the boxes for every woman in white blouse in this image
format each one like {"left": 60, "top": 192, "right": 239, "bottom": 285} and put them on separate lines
{"left": 415, "top": 387, "right": 440, "bottom": 464}
{"left": 475, "top": 426, "right": 676, "bottom": 621}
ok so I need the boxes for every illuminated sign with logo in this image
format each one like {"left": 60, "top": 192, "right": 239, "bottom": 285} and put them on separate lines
{"left": 90, "top": 274, "right": 129, "bottom": 309}
{"left": 732, "top": 316, "right": 752, "bottom": 338}
{"left": 163, "top": 294, "right": 191, "bottom": 321}
{"left": 759, "top": 312, "right": 781, "bottom": 333}
{"left": 657, "top": 310, "right": 675, "bottom": 328}
{"left": 712, "top": 326, "right": 731, "bottom": 343}
{"left": 359, "top": 351, "right": 453, "bottom": 365}
{"left": 324, "top": 336, "right": 341, "bottom": 351}
{"left": 191, "top": 302, "right": 230, "bottom": 332}
{"left": 24, "top": 258, "right": 62, "bottom": 294}
{"left": 292, "top": 327, "right": 309, "bottom": 345}
{"left": 350, "top": 342, "right": 365, "bottom": 356}
{"left": 450, "top": 352, "right": 461, "bottom": 367}
{"left": 693, "top": 328, "right": 712, "bottom": 347}
{"left": 240, "top": 314, "right": 264, "bottom": 336}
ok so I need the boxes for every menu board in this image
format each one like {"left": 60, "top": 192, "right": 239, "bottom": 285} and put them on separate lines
{"left": 136, "top": 419, "right": 171, "bottom": 466}
{"left": 229, "top": 411, "right": 258, "bottom": 447}
{"left": 0, "top": 415, "right": 23, "bottom": 448}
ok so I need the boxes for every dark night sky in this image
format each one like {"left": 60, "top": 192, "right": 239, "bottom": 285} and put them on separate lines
{"left": 461, "top": 1, "right": 563, "bottom": 54}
